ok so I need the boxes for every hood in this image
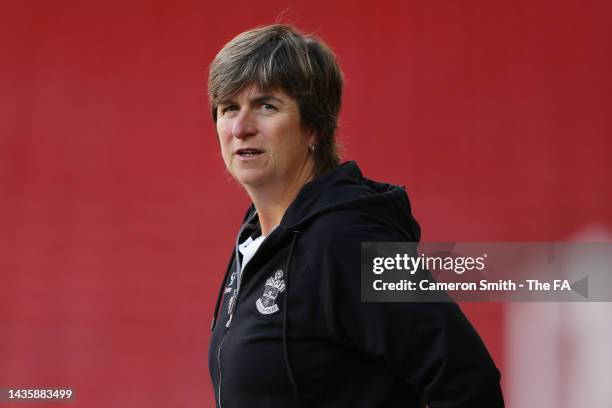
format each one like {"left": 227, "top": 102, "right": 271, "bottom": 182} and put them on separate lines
{"left": 278, "top": 161, "right": 421, "bottom": 241}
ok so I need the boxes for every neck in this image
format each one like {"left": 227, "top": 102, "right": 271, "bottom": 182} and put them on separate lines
{"left": 246, "top": 161, "right": 314, "bottom": 236}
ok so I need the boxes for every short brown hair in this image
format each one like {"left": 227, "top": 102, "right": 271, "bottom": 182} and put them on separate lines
{"left": 208, "top": 24, "right": 343, "bottom": 177}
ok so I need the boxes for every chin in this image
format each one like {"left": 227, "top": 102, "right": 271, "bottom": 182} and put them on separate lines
{"left": 233, "top": 170, "right": 268, "bottom": 188}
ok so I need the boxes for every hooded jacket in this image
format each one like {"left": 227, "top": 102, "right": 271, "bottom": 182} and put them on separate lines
{"left": 208, "top": 161, "right": 504, "bottom": 407}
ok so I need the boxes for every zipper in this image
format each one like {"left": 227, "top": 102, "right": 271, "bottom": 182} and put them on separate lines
{"left": 217, "top": 284, "right": 242, "bottom": 407}
{"left": 216, "top": 212, "right": 255, "bottom": 408}
{"left": 217, "top": 335, "right": 226, "bottom": 408}
{"left": 215, "top": 215, "right": 280, "bottom": 407}
{"left": 217, "top": 337, "right": 225, "bottom": 408}
{"left": 216, "top": 264, "right": 240, "bottom": 407}
{"left": 216, "top": 291, "right": 241, "bottom": 408}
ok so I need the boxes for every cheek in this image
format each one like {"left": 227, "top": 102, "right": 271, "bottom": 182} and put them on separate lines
{"left": 276, "top": 123, "right": 304, "bottom": 153}
{"left": 216, "top": 125, "right": 232, "bottom": 158}
{"left": 284, "top": 130, "right": 310, "bottom": 159}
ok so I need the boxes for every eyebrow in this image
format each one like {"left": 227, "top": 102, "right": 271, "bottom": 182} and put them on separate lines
{"left": 217, "top": 95, "right": 285, "bottom": 106}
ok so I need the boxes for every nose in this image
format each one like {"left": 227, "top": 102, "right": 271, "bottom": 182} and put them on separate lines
{"left": 232, "top": 110, "right": 257, "bottom": 139}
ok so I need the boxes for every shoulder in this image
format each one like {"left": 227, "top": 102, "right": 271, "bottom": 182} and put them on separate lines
{"left": 295, "top": 210, "right": 410, "bottom": 291}
{"left": 301, "top": 209, "right": 412, "bottom": 253}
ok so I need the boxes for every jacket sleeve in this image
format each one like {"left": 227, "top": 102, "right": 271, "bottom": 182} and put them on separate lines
{"left": 315, "top": 223, "right": 505, "bottom": 407}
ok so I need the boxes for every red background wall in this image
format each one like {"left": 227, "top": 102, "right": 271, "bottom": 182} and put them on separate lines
{"left": 1, "top": 0, "right": 610, "bottom": 406}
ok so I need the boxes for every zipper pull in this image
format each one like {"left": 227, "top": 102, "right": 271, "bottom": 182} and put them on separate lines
{"left": 227, "top": 289, "right": 237, "bottom": 314}
{"left": 225, "top": 288, "right": 238, "bottom": 328}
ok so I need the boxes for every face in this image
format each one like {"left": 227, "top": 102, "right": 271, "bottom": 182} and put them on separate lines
{"left": 215, "top": 85, "right": 315, "bottom": 192}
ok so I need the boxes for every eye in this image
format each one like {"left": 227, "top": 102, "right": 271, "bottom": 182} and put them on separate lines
{"left": 220, "top": 105, "right": 238, "bottom": 115}
{"left": 261, "top": 103, "right": 277, "bottom": 111}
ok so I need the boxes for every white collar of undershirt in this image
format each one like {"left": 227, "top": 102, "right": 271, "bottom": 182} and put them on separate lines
{"left": 238, "top": 234, "right": 266, "bottom": 273}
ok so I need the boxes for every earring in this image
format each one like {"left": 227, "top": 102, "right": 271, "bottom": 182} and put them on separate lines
{"left": 309, "top": 145, "right": 315, "bottom": 154}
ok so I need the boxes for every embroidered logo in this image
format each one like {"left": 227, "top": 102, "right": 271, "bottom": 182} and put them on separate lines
{"left": 256, "top": 270, "right": 286, "bottom": 315}
{"left": 225, "top": 272, "right": 236, "bottom": 294}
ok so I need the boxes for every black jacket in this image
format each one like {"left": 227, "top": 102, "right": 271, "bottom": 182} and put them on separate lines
{"left": 208, "top": 161, "right": 504, "bottom": 407}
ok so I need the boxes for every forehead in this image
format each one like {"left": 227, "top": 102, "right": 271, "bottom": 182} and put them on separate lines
{"left": 220, "top": 84, "right": 293, "bottom": 103}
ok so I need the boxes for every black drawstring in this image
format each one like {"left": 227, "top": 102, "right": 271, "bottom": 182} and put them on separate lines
{"left": 283, "top": 230, "right": 301, "bottom": 396}
{"left": 211, "top": 251, "right": 235, "bottom": 331}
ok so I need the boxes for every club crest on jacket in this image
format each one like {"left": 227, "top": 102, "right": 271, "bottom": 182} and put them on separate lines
{"left": 256, "top": 270, "right": 285, "bottom": 315}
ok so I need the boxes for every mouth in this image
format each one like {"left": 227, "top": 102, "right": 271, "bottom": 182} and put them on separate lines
{"left": 235, "top": 148, "right": 264, "bottom": 158}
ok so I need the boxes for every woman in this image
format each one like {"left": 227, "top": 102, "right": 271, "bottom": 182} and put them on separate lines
{"left": 207, "top": 24, "right": 504, "bottom": 407}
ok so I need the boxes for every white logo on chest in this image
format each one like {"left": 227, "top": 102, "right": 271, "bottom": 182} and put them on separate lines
{"left": 256, "top": 270, "right": 286, "bottom": 315}
{"left": 224, "top": 272, "right": 236, "bottom": 294}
